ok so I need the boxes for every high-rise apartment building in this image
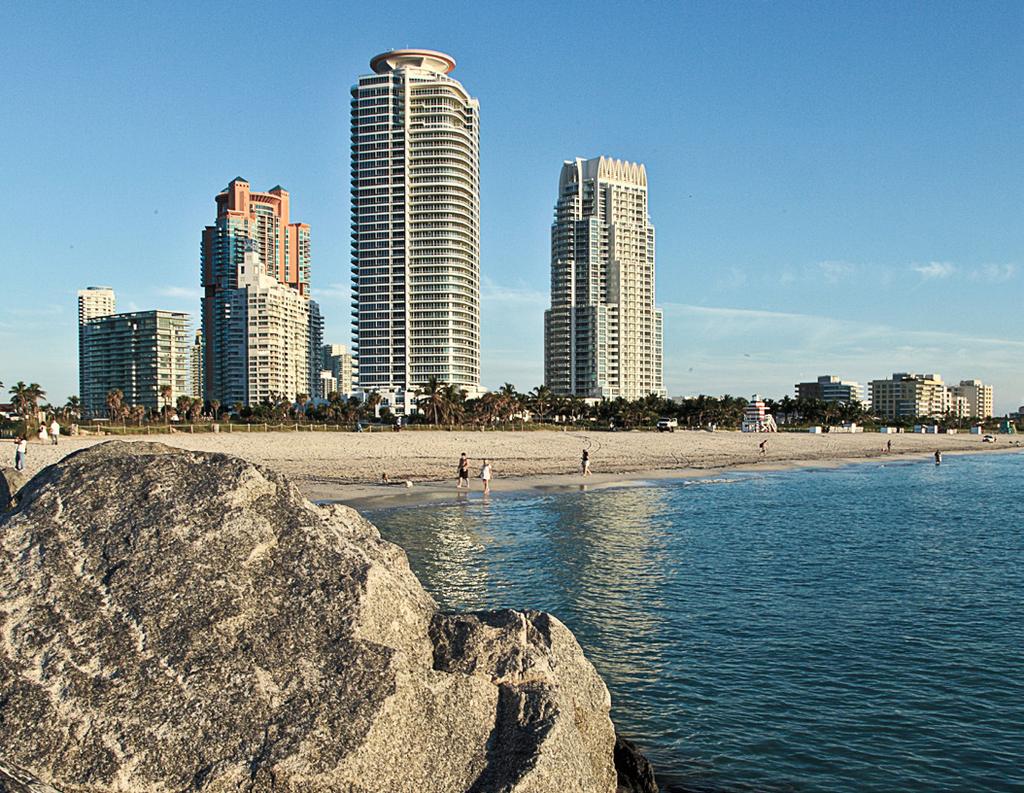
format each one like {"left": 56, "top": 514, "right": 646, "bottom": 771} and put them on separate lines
{"left": 322, "top": 343, "right": 355, "bottom": 396}
{"left": 211, "top": 251, "right": 310, "bottom": 407}
{"left": 869, "top": 373, "right": 949, "bottom": 419}
{"left": 77, "top": 286, "right": 116, "bottom": 400}
{"left": 350, "top": 49, "right": 481, "bottom": 413}
{"left": 949, "top": 379, "right": 994, "bottom": 418}
{"left": 308, "top": 300, "right": 324, "bottom": 399}
{"left": 795, "top": 375, "right": 864, "bottom": 403}
{"left": 189, "top": 330, "right": 204, "bottom": 399}
{"left": 79, "top": 309, "right": 190, "bottom": 417}
{"left": 544, "top": 157, "right": 665, "bottom": 400}
{"left": 201, "top": 178, "right": 313, "bottom": 405}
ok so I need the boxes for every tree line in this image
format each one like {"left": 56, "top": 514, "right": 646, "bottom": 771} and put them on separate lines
{"left": 0, "top": 377, "right": 1010, "bottom": 431}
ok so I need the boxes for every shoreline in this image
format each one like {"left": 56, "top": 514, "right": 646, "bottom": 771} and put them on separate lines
{"left": 313, "top": 446, "right": 1019, "bottom": 509}
{"left": 11, "top": 432, "right": 1020, "bottom": 511}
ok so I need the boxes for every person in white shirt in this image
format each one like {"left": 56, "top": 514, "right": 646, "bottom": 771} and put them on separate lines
{"left": 37, "top": 423, "right": 48, "bottom": 444}
{"left": 479, "top": 459, "right": 492, "bottom": 495}
{"left": 49, "top": 418, "right": 60, "bottom": 445}
{"left": 14, "top": 436, "right": 27, "bottom": 471}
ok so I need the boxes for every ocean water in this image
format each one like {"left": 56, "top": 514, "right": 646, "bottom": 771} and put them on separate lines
{"left": 363, "top": 452, "right": 1023, "bottom": 793}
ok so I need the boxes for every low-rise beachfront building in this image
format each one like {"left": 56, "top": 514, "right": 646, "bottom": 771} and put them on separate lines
{"left": 79, "top": 308, "right": 190, "bottom": 418}
{"left": 868, "top": 373, "right": 949, "bottom": 419}
{"left": 795, "top": 375, "right": 863, "bottom": 403}
{"left": 949, "top": 379, "right": 994, "bottom": 419}
{"left": 208, "top": 251, "right": 310, "bottom": 407}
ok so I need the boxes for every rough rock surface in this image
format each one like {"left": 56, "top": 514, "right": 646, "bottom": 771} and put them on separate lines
{"left": 614, "top": 735, "right": 659, "bottom": 793}
{"left": 0, "top": 468, "right": 29, "bottom": 510}
{"left": 0, "top": 442, "right": 616, "bottom": 792}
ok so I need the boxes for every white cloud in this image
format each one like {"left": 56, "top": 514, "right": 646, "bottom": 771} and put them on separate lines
{"left": 912, "top": 261, "right": 957, "bottom": 279}
{"left": 817, "top": 260, "right": 858, "bottom": 283}
{"left": 970, "top": 263, "right": 1017, "bottom": 283}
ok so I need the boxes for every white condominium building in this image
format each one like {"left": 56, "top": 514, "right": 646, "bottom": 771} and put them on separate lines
{"left": 214, "top": 252, "right": 310, "bottom": 407}
{"left": 544, "top": 157, "right": 665, "bottom": 400}
{"left": 78, "top": 286, "right": 116, "bottom": 402}
{"left": 350, "top": 49, "right": 481, "bottom": 413}
{"left": 949, "top": 379, "right": 994, "bottom": 418}
{"left": 869, "top": 373, "right": 949, "bottom": 419}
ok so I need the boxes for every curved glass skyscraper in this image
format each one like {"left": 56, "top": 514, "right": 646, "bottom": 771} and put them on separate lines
{"left": 351, "top": 49, "right": 481, "bottom": 412}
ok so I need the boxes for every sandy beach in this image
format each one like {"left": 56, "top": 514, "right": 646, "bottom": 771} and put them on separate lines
{"left": 9, "top": 428, "right": 1019, "bottom": 507}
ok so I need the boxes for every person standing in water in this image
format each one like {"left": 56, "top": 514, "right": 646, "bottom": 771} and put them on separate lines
{"left": 480, "top": 459, "right": 492, "bottom": 494}
{"left": 457, "top": 452, "right": 470, "bottom": 488}
{"left": 581, "top": 448, "right": 591, "bottom": 476}
{"left": 934, "top": 449, "right": 942, "bottom": 465}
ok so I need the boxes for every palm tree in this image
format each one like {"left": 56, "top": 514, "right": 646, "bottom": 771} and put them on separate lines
{"left": 527, "top": 385, "right": 553, "bottom": 421}
{"left": 62, "top": 396, "right": 81, "bottom": 422}
{"left": 417, "top": 377, "right": 448, "bottom": 425}
{"left": 159, "top": 384, "right": 173, "bottom": 421}
{"left": 210, "top": 399, "right": 221, "bottom": 420}
{"left": 442, "top": 383, "right": 466, "bottom": 426}
{"left": 106, "top": 389, "right": 124, "bottom": 422}
{"left": 295, "top": 394, "right": 308, "bottom": 421}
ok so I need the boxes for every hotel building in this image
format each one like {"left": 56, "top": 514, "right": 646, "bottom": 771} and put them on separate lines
{"left": 869, "top": 373, "right": 949, "bottom": 419}
{"left": 211, "top": 251, "right": 310, "bottom": 407}
{"left": 201, "top": 178, "right": 314, "bottom": 405}
{"left": 350, "top": 49, "right": 481, "bottom": 413}
{"left": 949, "top": 379, "right": 994, "bottom": 419}
{"left": 544, "top": 156, "right": 665, "bottom": 400}
{"left": 795, "top": 375, "right": 864, "bottom": 403}
{"left": 79, "top": 305, "right": 190, "bottom": 417}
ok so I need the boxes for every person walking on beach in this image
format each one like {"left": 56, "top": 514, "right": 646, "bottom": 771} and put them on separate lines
{"left": 480, "top": 459, "right": 492, "bottom": 495}
{"left": 49, "top": 417, "right": 60, "bottom": 445}
{"left": 37, "top": 423, "right": 48, "bottom": 444}
{"left": 581, "top": 448, "right": 591, "bottom": 476}
{"left": 14, "top": 436, "right": 27, "bottom": 471}
{"left": 886, "top": 439, "right": 892, "bottom": 454}
{"left": 759, "top": 438, "right": 768, "bottom": 457}
{"left": 457, "top": 452, "right": 470, "bottom": 488}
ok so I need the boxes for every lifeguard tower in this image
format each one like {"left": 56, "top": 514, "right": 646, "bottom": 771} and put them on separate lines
{"left": 741, "top": 395, "right": 777, "bottom": 433}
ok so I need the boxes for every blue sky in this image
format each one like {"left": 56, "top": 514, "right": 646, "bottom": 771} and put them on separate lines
{"left": 1, "top": 1, "right": 1021, "bottom": 411}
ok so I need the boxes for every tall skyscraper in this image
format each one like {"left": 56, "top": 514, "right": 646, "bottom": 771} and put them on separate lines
{"left": 79, "top": 308, "right": 190, "bottom": 417}
{"left": 350, "top": 49, "right": 481, "bottom": 413}
{"left": 308, "top": 300, "right": 324, "bottom": 399}
{"left": 201, "top": 178, "right": 313, "bottom": 405}
{"left": 544, "top": 157, "right": 665, "bottom": 400}
{"left": 78, "top": 286, "right": 116, "bottom": 400}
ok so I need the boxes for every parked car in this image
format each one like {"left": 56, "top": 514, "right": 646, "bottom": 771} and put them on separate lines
{"left": 657, "top": 417, "right": 679, "bottom": 433}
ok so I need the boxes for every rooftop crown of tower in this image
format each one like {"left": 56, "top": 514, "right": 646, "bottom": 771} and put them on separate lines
{"left": 370, "top": 49, "right": 456, "bottom": 74}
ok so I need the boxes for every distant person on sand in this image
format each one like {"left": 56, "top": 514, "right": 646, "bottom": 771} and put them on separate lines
{"left": 886, "top": 439, "right": 892, "bottom": 453}
{"left": 381, "top": 471, "right": 390, "bottom": 484}
{"left": 759, "top": 439, "right": 768, "bottom": 457}
{"left": 480, "top": 459, "right": 492, "bottom": 494}
{"left": 581, "top": 448, "right": 591, "bottom": 476}
{"left": 50, "top": 418, "right": 60, "bottom": 445}
{"left": 457, "top": 452, "right": 470, "bottom": 488}
{"left": 934, "top": 450, "right": 942, "bottom": 465}
{"left": 14, "top": 436, "right": 27, "bottom": 471}
{"left": 37, "top": 423, "right": 48, "bottom": 444}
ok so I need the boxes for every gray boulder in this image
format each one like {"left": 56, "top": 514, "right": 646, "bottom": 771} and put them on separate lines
{"left": 0, "top": 441, "right": 617, "bottom": 792}
{"left": 0, "top": 468, "right": 29, "bottom": 510}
